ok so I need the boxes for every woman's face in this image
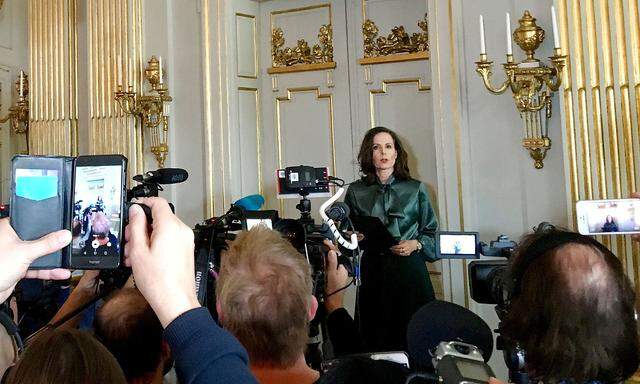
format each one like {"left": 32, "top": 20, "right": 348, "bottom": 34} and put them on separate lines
{"left": 372, "top": 132, "right": 397, "bottom": 172}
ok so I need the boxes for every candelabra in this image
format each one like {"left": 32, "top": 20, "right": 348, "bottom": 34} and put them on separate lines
{"left": 475, "top": 10, "right": 566, "bottom": 169}
{"left": 0, "top": 71, "right": 29, "bottom": 139}
{"left": 114, "top": 56, "right": 172, "bottom": 168}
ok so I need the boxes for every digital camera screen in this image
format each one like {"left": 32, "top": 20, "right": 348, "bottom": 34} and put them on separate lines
{"left": 437, "top": 233, "right": 478, "bottom": 258}
{"left": 581, "top": 200, "right": 640, "bottom": 234}
{"left": 72, "top": 166, "right": 122, "bottom": 258}
{"left": 246, "top": 218, "right": 273, "bottom": 230}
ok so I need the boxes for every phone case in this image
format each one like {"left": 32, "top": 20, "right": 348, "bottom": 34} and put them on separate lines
{"left": 10, "top": 155, "right": 74, "bottom": 269}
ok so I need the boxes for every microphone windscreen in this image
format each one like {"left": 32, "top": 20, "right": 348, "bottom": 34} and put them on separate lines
{"left": 234, "top": 194, "right": 265, "bottom": 211}
{"left": 407, "top": 300, "right": 493, "bottom": 371}
{"left": 156, "top": 168, "right": 189, "bottom": 184}
{"left": 326, "top": 202, "right": 350, "bottom": 221}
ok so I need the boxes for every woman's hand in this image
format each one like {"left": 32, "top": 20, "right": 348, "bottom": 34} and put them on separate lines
{"left": 390, "top": 240, "right": 419, "bottom": 257}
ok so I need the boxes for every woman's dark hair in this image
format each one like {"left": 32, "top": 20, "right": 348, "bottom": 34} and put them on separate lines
{"left": 5, "top": 328, "right": 126, "bottom": 384}
{"left": 501, "top": 229, "right": 639, "bottom": 383}
{"left": 357, "top": 126, "right": 411, "bottom": 184}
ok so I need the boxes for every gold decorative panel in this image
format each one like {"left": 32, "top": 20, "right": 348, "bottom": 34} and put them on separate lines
{"left": 369, "top": 78, "right": 431, "bottom": 127}
{"left": 88, "top": 0, "right": 144, "bottom": 175}
{"left": 557, "top": 0, "right": 640, "bottom": 287}
{"left": 28, "top": 0, "right": 78, "bottom": 156}
{"left": 359, "top": 1, "right": 429, "bottom": 65}
{"left": 268, "top": 4, "right": 336, "bottom": 74}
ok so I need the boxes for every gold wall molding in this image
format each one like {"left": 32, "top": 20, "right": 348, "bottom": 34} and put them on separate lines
{"left": 236, "top": 13, "right": 258, "bottom": 79}
{"left": 238, "top": 86, "right": 263, "bottom": 195}
{"left": 88, "top": 0, "right": 144, "bottom": 176}
{"left": 558, "top": 0, "right": 640, "bottom": 288}
{"left": 275, "top": 87, "right": 336, "bottom": 213}
{"left": 28, "top": 0, "right": 78, "bottom": 156}
{"left": 369, "top": 78, "right": 430, "bottom": 127}
{"left": 268, "top": 4, "right": 335, "bottom": 74}
{"left": 358, "top": 11, "right": 429, "bottom": 65}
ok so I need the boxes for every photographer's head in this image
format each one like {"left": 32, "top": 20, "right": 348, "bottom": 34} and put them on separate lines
{"left": 94, "top": 288, "right": 170, "bottom": 384}
{"left": 502, "top": 229, "right": 639, "bottom": 383}
{"left": 216, "top": 226, "right": 317, "bottom": 370}
{"left": 4, "top": 328, "right": 126, "bottom": 384}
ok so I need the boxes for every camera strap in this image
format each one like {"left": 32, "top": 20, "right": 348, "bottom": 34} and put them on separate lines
{"left": 194, "top": 246, "right": 210, "bottom": 306}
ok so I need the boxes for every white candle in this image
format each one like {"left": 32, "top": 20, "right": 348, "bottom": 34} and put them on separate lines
{"left": 19, "top": 70, "right": 23, "bottom": 98}
{"left": 158, "top": 56, "right": 163, "bottom": 84}
{"left": 551, "top": 5, "right": 560, "bottom": 48}
{"left": 480, "top": 15, "right": 486, "bottom": 54}
{"left": 506, "top": 13, "right": 513, "bottom": 55}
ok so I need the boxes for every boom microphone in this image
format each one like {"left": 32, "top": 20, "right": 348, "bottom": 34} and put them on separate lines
{"left": 133, "top": 168, "right": 189, "bottom": 185}
{"left": 406, "top": 300, "right": 494, "bottom": 371}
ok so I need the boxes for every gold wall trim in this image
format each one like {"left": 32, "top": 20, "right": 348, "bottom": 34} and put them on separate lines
{"left": 358, "top": 51, "right": 429, "bottom": 66}
{"left": 269, "top": 4, "right": 334, "bottom": 73}
{"left": 236, "top": 13, "right": 258, "bottom": 79}
{"left": 238, "top": 86, "right": 263, "bottom": 195}
{"left": 368, "top": 78, "right": 430, "bottom": 128}
{"left": 28, "top": 0, "right": 78, "bottom": 156}
{"left": 87, "top": 0, "right": 142, "bottom": 176}
{"left": 275, "top": 87, "right": 336, "bottom": 213}
{"left": 559, "top": 0, "right": 640, "bottom": 287}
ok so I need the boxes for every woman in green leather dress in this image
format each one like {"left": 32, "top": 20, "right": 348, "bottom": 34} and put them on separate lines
{"left": 345, "top": 126, "right": 438, "bottom": 352}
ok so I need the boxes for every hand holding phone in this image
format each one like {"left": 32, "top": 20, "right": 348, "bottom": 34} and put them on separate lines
{"left": 576, "top": 198, "right": 640, "bottom": 235}
{"left": 0, "top": 219, "right": 71, "bottom": 303}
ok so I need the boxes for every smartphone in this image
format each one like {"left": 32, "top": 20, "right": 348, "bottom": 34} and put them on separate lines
{"left": 576, "top": 198, "right": 640, "bottom": 235}
{"left": 69, "top": 155, "right": 127, "bottom": 269}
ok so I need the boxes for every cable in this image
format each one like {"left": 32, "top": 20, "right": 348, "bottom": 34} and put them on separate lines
{"left": 319, "top": 187, "right": 358, "bottom": 250}
{"left": 325, "top": 277, "right": 355, "bottom": 298}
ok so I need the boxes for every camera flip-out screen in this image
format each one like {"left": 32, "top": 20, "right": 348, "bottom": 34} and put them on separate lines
{"left": 435, "top": 231, "right": 479, "bottom": 259}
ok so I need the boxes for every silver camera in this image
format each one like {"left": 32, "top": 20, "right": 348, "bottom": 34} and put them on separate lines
{"left": 432, "top": 341, "right": 495, "bottom": 384}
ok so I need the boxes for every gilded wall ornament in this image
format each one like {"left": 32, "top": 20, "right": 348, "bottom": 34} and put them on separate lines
{"left": 363, "top": 13, "right": 429, "bottom": 58}
{"left": 271, "top": 24, "right": 334, "bottom": 67}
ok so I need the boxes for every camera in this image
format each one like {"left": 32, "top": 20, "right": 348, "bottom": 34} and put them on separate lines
{"left": 432, "top": 341, "right": 495, "bottom": 384}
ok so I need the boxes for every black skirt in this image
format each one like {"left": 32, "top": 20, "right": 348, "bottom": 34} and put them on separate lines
{"left": 356, "top": 250, "right": 435, "bottom": 352}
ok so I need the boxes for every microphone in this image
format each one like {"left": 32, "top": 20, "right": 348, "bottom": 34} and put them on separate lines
{"left": 133, "top": 168, "right": 189, "bottom": 185}
{"left": 319, "top": 187, "right": 358, "bottom": 250}
{"left": 233, "top": 194, "right": 265, "bottom": 211}
{"left": 406, "top": 300, "right": 494, "bottom": 371}
{"left": 326, "top": 202, "right": 350, "bottom": 222}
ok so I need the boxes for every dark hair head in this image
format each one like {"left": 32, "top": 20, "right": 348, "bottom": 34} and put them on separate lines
{"left": 5, "top": 328, "right": 126, "bottom": 384}
{"left": 357, "top": 127, "right": 411, "bottom": 184}
{"left": 502, "top": 228, "right": 639, "bottom": 383}
{"left": 94, "top": 288, "right": 165, "bottom": 381}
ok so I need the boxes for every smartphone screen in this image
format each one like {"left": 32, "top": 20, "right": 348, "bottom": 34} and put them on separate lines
{"left": 71, "top": 156, "right": 126, "bottom": 268}
{"left": 576, "top": 199, "right": 640, "bottom": 235}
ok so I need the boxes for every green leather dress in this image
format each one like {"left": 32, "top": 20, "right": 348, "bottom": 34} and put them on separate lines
{"left": 345, "top": 176, "right": 438, "bottom": 352}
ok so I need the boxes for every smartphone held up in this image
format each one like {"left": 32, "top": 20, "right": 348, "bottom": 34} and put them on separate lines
{"left": 576, "top": 198, "right": 640, "bottom": 235}
{"left": 9, "top": 154, "right": 188, "bottom": 270}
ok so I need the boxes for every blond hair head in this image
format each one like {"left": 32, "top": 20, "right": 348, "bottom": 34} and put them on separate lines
{"left": 216, "top": 226, "right": 313, "bottom": 367}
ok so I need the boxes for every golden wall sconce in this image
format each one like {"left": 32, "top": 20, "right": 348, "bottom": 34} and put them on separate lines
{"left": 114, "top": 56, "right": 172, "bottom": 168}
{"left": 0, "top": 71, "right": 30, "bottom": 151}
{"left": 475, "top": 10, "right": 566, "bottom": 169}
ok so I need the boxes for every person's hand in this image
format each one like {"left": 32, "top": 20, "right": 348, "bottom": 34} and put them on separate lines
{"left": 346, "top": 231, "right": 365, "bottom": 242}
{"left": 0, "top": 218, "right": 72, "bottom": 303}
{"left": 632, "top": 192, "right": 640, "bottom": 242}
{"left": 324, "top": 240, "right": 349, "bottom": 313}
{"left": 74, "top": 270, "right": 100, "bottom": 295}
{"left": 390, "top": 239, "right": 419, "bottom": 256}
{"left": 488, "top": 377, "right": 508, "bottom": 384}
{"left": 124, "top": 198, "right": 200, "bottom": 328}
